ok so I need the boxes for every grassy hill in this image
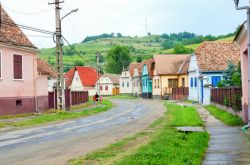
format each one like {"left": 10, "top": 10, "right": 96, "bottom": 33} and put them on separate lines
{"left": 39, "top": 35, "right": 235, "bottom": 71}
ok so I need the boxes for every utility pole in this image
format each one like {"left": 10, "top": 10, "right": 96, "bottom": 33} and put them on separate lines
{"left": 96, "top": 52, "right": 101, "bottom": 95}
{"left": 49, "top": 0, "right": 65, "bottom": 110}
{"left": 146, "top": 17, "right": 148, "bottom": 36}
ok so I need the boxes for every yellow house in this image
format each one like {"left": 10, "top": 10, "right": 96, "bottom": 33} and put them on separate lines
{"left": 152, "top": 54, "right": 190, "bottom": 99}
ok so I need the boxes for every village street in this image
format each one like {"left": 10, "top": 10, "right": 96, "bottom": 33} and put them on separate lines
{"left": 0, "top": 99, "right": 164, "bottom": 165}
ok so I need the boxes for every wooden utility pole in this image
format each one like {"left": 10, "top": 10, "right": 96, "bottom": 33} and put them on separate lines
{"left": 49, "top": 0, "right": 65, "bottom": 110}
{"left": 96, "top": 52, "right": 101, "bottom": 95}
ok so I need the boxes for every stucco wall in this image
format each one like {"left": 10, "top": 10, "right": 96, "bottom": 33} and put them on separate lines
{"left": 97, "top": 77, "right": 113, "bottom": 95}
{"left": 71, "top": 71, "right": 84, "bottom": 91}
{"left": 0, "top": 46, "right": 37, "bottom": 98}
{"left": 120, "top": 70, "right": 132, "bottom": 94}
{"left": 36, "top": 75, "right": 48, "bottom": 96}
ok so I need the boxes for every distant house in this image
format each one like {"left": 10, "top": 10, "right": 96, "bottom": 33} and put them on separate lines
{"left": 152, "top": 54, "right": 190, "bottom": 99}
{"left": 65, "top": 66, "right": 98, "bottom": 96}
{"left": 0, "top": 8, "right": 55, "bottom": 115}
{"left": 235, "top": 21, "right": 249, "bottom": 122}
{"left": 96, "top": 74, "right": 120, "bottom": 96}
{"left": 141, "top": 59, "right": 154, "bottom": 98}
{"left": 188, "top": 42, "right": 240, "bottom": 105}
{"left": 120, "top": 63, "right": 140, "bottom": 95}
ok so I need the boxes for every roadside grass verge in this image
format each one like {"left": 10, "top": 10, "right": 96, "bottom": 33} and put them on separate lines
{"left": 68, "top": 102, "right": 209, "bottom": 165}
{"left": 0, "top": 122, "right": 5, "bottom": 128}
{"left": 106, "top": 95, "right": 137, "bottom": 100}
{"left": 205, "top": 105, "right": 244, "bottom": 126}
{"left": 9, "top": 100, "right": 113, "bottom": 128}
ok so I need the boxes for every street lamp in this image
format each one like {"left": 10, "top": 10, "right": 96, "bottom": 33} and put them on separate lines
{"left": 61, "top": 8, "right": 79, "bottom": 21}
{"left": 233, "top": 0, "right": 250, "bottom": 128}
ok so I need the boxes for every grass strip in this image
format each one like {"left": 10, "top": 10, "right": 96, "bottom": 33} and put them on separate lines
{"left": 106, "top": 95, "right": 137, "bottom": 100}
{"left": 69, "top": 102, "right": 209, "bottom": 165}
{"left": 205, "top": 105, "right": 244, "bottom": 126}
{"left": 9, "top": 100, "right": 113, "bottom": 128}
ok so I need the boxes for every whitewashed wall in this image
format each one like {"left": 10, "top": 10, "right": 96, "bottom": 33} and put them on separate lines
{"left": 120, "top": 70, "right": 133, "bottom": 94}
{"left": 188, "top": 55, "right": 199, "bottom": 102}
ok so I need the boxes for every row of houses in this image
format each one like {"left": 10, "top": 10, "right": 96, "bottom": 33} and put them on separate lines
{"left": 119, "top": 42, "right": 240, "bottom": 104}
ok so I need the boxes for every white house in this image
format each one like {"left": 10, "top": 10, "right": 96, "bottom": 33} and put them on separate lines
{"left": 188, "top": 42, "right": 240, "bottom": 105}
{"left": 132, "top": 66, "right": 142, "bottom": 96}
{"left": 65, "top": 66, "right": 98, "bottom": 96}
{"left": 120, "top": 63, "right": 140, "bottom": 95}
{"left": 96, "top": 74, "right": 120, "bottom": 96}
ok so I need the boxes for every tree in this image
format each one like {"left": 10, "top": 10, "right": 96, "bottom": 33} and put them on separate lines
{"left": 136, "top": 56, "right": 142, "bottom": 63}
{"left": 105, "top": 45, "right": 132, "bottom": 74}
{"left": 74, "top": 59, "right": 85, "bottom": 66}
{"left": 222, "top": 62, "right": 241, "bottom": 87}
{"left": 173, "top": 44, "right": 194, "bottom": 54}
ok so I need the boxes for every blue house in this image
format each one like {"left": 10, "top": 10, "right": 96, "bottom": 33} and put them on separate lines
{"left": 188, "top": 42, "right": 240, "bottom": 104}
{"left": 141, "top": 59, "right": 154, "bottom": 98}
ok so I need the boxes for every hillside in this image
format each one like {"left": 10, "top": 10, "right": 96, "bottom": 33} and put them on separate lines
{"left": 39, "top": 34, "right": 235, "bottom": 72}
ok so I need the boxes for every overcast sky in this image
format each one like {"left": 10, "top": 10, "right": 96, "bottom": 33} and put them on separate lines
{"left": 1, "top": 0, "right": 247, "bottom": 48}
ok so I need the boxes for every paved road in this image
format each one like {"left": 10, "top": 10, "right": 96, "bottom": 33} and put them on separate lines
{"left": 0, "top": 99, "right": 164, "bottom": 165}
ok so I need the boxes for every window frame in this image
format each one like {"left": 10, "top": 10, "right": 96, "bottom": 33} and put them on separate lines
{"left": 13, "top": 53, "right": 23, "bottom": 80}
{"left": 190, "top": 78, "right": 193, "bottom": 87}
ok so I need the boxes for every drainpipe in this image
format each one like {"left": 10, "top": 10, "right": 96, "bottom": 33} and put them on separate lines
{"left": 33, "top": 58, "right": 38, "bottom": 113}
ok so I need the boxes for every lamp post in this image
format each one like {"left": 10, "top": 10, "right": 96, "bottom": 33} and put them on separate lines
{"left": 234, "top": 0, "right": 250, "bottom": 127}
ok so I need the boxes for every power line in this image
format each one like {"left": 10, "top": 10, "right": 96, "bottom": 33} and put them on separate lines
{"left": 4, "top": 6, "right": 52, "bottom": 16}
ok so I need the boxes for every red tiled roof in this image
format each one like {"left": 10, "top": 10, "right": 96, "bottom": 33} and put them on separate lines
{"left": 195, "top": 42, "right": 240, "bottom": 72}
{"left": 65, "top": 66, "right": 98, "bottom": 87}
{"left": 37, "top": 59, "right": 57, "bottom": 77}
{"left": 0, "top": 7, "right": 37, "bottom": 49}
{"left": 129, "top": 63, "right": 140, "bottom": 77}
{"left": 154, "top": 54, "right": 190, "bottom": 75}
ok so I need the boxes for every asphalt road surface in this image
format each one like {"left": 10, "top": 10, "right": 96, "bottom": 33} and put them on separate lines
{"left": 0, "top": 99, "right": 165, "bottom": 165}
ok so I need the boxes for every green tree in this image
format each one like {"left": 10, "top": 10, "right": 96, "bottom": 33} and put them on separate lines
{"left": 105, "top": 45, "right": 131, "bottom": 74}
{"left": 136, "top": 56, "right": 142, "bottom": 63}
{"left": 222, "top": 62, "right": 241, "bottom": 87}
{"left": 173, "top": 44, "right": 194, "bottom": 54}
{"left": 74, "top": 59, "right": 85, "bottom": 66}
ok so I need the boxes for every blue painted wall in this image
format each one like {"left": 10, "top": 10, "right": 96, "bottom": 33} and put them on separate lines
{"left": 142, "top": 64, "right": 152, "bottom": 94}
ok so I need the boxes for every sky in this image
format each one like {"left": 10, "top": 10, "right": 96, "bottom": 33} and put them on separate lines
{"left": 1, "top": 0, "right": 248, "bottom": 48}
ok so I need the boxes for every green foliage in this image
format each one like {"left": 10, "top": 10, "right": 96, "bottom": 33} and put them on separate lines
{"left": 73, "top": 59, "right": 85, "bottom": 66}
{"left": 173, "top": 44, "right": 194, "bottom": 54}
{"left": 222, "top": 62, "right": 242, "bottom": 87}
{"left": 105, "top": 45, "right": 132, "bottom": 74}
{"left": 82, "top": 33, "right": 124, "bottom": 43}
{"left": 205, "top": 105, "right": 244, "bottom": 126}
{"left": 136, "top": 56, "right": 142, "bottom": 63}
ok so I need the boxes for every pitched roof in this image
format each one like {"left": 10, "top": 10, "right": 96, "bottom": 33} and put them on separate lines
{"left": 65, "top": 66, "right": 98, "bottom": 87}
{"left": 37, "top": 59, "right": 57, "bottom": 77}
{"left": 129, "top": 63, "right": 140, "bottom": 77}
{"left": 101, "top": 74, "right": 120, "bottom": 84}
{"left": 154, "top": 54, "right": 191, "bottom": 75}
{"left": 0, "top": 7, "right": 37, "bottom": 49}
{"left": 137, "top": 58, "right": 154, "bottom": 76}
{"left": 195, "top": 42, "right": 240, "bottom": 72}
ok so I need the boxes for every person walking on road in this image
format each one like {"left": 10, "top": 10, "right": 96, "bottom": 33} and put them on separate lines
{"left": 99, "top": 95, "right": 103, "bottom": 104}
{"left": 92, "top": 95, "right": 96, "bottom": 105}
{"left": 95, "top": 93, "right": 99, "bottom": 104}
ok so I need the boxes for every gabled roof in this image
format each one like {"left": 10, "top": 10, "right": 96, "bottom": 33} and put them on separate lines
{"left": 65, "top": 66, "right": 98, "bottom": 87}
{"left": 154, "top": 54, "right": 190, "bottom": 75}
{"left": 137, "top": 58, "right": 154, "bottom": 76}
{"left": 129, "top": 63, "right": 140, "bottom": 77}
{"left": 101, "top": 74, "right": 120, "bottom": 85}
{"left": 37, "top": 59, "right": 57, "bottom": 77}
{"left": 195, "top": 42, "right": 240, "bottom": 72}
{"left": 0, "top": 7, "right": 37, "bottom": 49}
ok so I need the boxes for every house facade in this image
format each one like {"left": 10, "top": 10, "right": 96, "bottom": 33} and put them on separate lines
{"left": 152, "top": 54, "right": 190, "bottom": 99}
{"left": 65, "top": 66, "right": 98, "bottom": 96}
{"left": 235, "top": 21, "right": 249, "bottom": 122}
{"left": 0, "top": 8, "right": 55, "bottom": 115}
{"left": 141, "top": 59, "right": 154, "bottom": 98}
{"left": 188, "top": 42, "right": 240, "bottom": 105}
{"left": 96, "top": 74, "right": 120, "bottom": 96}
{"left": 131, "top": 67, "right": 142, "bottom": 96}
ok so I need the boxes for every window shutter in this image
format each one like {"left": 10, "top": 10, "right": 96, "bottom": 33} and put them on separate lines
{"left": 191, "top": 78, "right": 193, "bottom": 87}
{"left": 105, "top": 86, "right": 108, "bottom": 90}
{"left": 13, "top": 55, "right": 22, "bottom": 79}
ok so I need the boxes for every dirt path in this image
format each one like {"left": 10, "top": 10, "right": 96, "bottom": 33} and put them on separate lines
{"left": 0, "top": 99, "right": 165, "bottom": 165}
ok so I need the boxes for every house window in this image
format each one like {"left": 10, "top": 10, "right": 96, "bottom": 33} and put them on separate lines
{"left": 181, "top": 78, "right": 185, "bottom": 87}
{"left": 100, "top": 86, "right": 103, "bottom": 90}
{"left": 154, "top": 79, "right": 156, "bottom": 88}
{"left": 127, "top": 82, "right": 129, "bottom": 87}
{"left": 212, "top": 76, "right": 221, "bottom": 87}
{"left": 168, "top": 79, "right": 178, "bottom": 88}
{"left": 16, "top": 100, "right": 22, "bottom": 107}
{"left": 190, "top": 78, "right": 193, "bottom": 87}
{"left": 122, "top": 82, "right": 124, "bottom": 87}
{"left": 194, "top": 77, "right": 197, "bottom": 87}
{"left": 157, "top": 79, "right": 160, "bottom": 88}
{"left": 105, "top": 86, "right": 108, "bottom": 90}
{"left": 13, "top": 54, "right": 22, "bottom": 79}
{"left": 0, "top": 52, "right": 2, "bottom": 78}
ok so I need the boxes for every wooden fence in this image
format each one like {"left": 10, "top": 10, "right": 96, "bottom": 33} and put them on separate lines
{"left": 48, "top": 90, "right": 89, "bottom": 110}
{"left": 172, "top": 87, "right": 189, "bottom": 100}
{"left": 211, "top": 87, "right": 242, "bottom": 111}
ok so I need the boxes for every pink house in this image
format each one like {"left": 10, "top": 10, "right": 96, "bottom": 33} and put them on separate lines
{"left": 235, "top": 21, "right": 249, "bottom": 123}
{"left": 0, "top": 8, "right": 56, "bottom": 115}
